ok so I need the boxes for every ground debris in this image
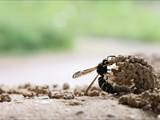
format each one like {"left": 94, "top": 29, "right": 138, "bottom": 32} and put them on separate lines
{"left": 0, "top": 88, "right": 5, "bottom": 94}
{"left": 68, "top": 100, "right": 83, "bottom": 106}
{"left": 0, "top": 94, "right": 11, "bottom": 102}
{"left": 119, "top": 88, "right": 160, "bottom": 113}
{"left": 74, "top": 85, "right": 105, "bottom": 97}
{"left": 48, "top": 91, "right": 74, "bottom": 99}
{"left": 63, "top": 92, "right": 74, "bottom": 99}
{"left": 20, "top": 89, "right": 35, "bottom": 98}
{"left": 87, "top": 90, "right": 100, "bottom": 96}
{"left": 75, "top": 111, "right": 84, "bottom": 115}
{"left": 48, "top": 91, "right": 64, "bottom": 99}
{"left": 62, "top": 83, "right": 70, "bottom": 90}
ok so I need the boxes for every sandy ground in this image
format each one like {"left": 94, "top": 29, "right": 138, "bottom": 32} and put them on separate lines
{"left": 0, "top": 95, "right": 157, "bottom": 120}
{"left": 0, "top": 38, "right": 160, "bottom": 120}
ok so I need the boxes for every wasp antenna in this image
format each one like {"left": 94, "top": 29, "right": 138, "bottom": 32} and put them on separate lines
{"left": 72, "top": 66, "right": 97, "bottom": 79}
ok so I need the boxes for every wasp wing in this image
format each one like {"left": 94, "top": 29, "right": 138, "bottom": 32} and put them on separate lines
{"left": 72, "top": 66, "right": 97, "bottom": 79}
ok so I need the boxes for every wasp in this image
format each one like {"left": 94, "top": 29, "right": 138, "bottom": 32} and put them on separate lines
{"left": 72, "top": 55, "right": 119, "bottom": 95}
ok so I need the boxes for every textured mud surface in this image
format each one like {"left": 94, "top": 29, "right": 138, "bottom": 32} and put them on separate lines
{"left": 116, "top": 55, "right": 160, "bottom": 114}
{"left": 107, "top": 55, "right": 157, "bottom": 93}
{"left": 0, "top": 95, "right": 157, "bottom": 120}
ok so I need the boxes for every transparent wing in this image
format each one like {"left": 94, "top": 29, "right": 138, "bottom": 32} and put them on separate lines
{"left": 72, "top": 66, "right": 97, "bottom": 79}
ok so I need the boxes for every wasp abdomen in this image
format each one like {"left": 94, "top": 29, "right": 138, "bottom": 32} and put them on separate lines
{"left": 98, "top": 76, "right": 115, "bottom": 93}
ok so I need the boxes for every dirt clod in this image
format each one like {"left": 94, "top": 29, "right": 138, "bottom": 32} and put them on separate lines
{"left": 0, "top": 88, "right": 5, "bottom": 94}
{"left": 20, "top": 89, "right": 35, "bottom": 98}
{"left": 68, "top": 100, "right": 83, "bottom": 106}
{"left": 48, "top": 91, "right": 64, "bottom": 99}
{"left": 63, "top": 92, "right": 74, "bottom": 99}
{"left": 74, "top": 86, "right": 86, "bottom": 97}
{"left": 119, "top": 89, "right": 160, "bottom": 113}
{"left": 62, "top": 83, "right": 70, "bottom": 90}
{"left": 87, "top": 90, "right": 99, "bottom": 97}
{"left": 107, "top": 114, "right": 115, "bottom": 118}
{"left": 0, "top": 94, "right": 11, "bottom": 102}
{"left": 75, "top": 111, "right": 84, "bottom": 115}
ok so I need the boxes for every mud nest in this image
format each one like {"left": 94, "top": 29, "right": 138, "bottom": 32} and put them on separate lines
{"left": 106, "top": 55, "right": 160, "bottom": 113}
{"left": 107, "top": 55, "right": 158, "bottom": 93}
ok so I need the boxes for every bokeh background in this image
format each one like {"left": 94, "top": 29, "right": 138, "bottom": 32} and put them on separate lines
{"left": 0, "top": 1, "right": 160, "bottom": 87}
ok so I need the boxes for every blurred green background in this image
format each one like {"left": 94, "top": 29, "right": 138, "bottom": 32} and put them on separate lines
{"left": 0, "top": 1, "right": 160, "bottom": 53}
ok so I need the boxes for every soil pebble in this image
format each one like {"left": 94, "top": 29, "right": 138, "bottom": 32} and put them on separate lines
{"left": 48, "top": 91, "right": 64, "bottom": 99}
{"left": 0, "top": 88, "right": 5, "bottom": 94}
{"left": 20, "top": 89, "right": 35, "bottom": 98}
{"left": 67, "top": 100, "right": 83, "bottom": 106}
{"left": 63, "top": 92, "right": 74, "bottom": 99}
{"left": 87, "top": 90, "right": 99, "bottom": 97}
{"left": 0, "top": 94, "right": 11, "bottom": 102}
{"left": 107, "top": 114, "right": 115, "bottom": 118}
{"left": 62, "top": 83, "right": 70, "bottom": 90}
{"left": 75, "top": 111, "right": 84, "bottom": 115}
{"left": 119, "top": 89, "right": 160, "bottom": 113}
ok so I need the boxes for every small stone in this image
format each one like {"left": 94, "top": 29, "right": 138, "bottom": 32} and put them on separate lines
{"left": 75, "top": 111, "right": 84, "bottom": 115}
{"left": 21, "top": 90, "right": 35, "bottom": 98}
{"left": 88, "top": 90, "right": 99, "bottom": 96}
{"left": 18, "top": 83, "right": 31, "bottom": 89}
{"left": 0, "top": 94, "right": 11, "bottom": 102}
{"left": 100, "top": 91, "right": 108, "bottom": 96}
{"left": 7, "top": 88, "right": 20, "bottom": 94}
{"left": 74, "top": 87, "right": 85, "bottom": 97}
{"left": 142, "top": 104, "right": 151, "bottom": 111}
{"left": 0, "top": 88, "right": 5, "bottom": 94}
{"left": 107, "top": 114, "right": 115, "bottom": 118}
{"left": 62, "top": 83, "right": 70, "bottom": 90}
{"left": 68, "top": 101, "right": 82, "bottom": 106}
{"left": 53, "top": 84, "right": 58, "bottom": 89}
{"left": 48, "top": 91, "right": 64, "bottom": 99}
{"left": 63, "top": 92, "right": 74, "bottom": 99}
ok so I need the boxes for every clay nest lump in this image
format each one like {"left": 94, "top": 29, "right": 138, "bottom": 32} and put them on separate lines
{"left": 107, "top": 55, "right": 158, "bottom": 94}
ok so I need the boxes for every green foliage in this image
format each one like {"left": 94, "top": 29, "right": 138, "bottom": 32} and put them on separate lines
{"left": 0, "top": 23, "right": 72, "bottom": 53}
{"left": 0, "top": 1, "right": 160, "bottom": 54}
{"left": 74, "top": 1, "right": 160, "bottom": 42}
{"left": 0, "top": 2, "right": 73, "bottom": 53}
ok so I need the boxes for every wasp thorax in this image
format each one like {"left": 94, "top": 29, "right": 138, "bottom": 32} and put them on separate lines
{"left": 96, "top": 63, "right": 108, "bottom": 76}
{"left": 107, "top": 55, "right": 157, "bottom": 92}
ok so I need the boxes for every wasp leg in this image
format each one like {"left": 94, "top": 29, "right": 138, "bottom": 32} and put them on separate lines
{"left": 98, "top": 76, "right": 115, "bottom": 94}
{"left": 85, "top": 74, "right": 99, "bottom": 95}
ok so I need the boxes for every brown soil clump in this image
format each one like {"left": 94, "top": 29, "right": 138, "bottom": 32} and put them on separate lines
{"left": 48, "top": 91, "right": 64, "bottom": 99}
{"left": 0, "top": 94, "right": 11, "bottom": 102}
{"left": 48, "top": 91, "right": 74, "bottom": 99}
{"left": 63, "top": 92, "right": 74, "bottom": 99}
{"left": 119, "top": 88, "right": 160, "bottom": 113}
{"left": 62, "top": 83, "right": 70, "bottom": 90}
